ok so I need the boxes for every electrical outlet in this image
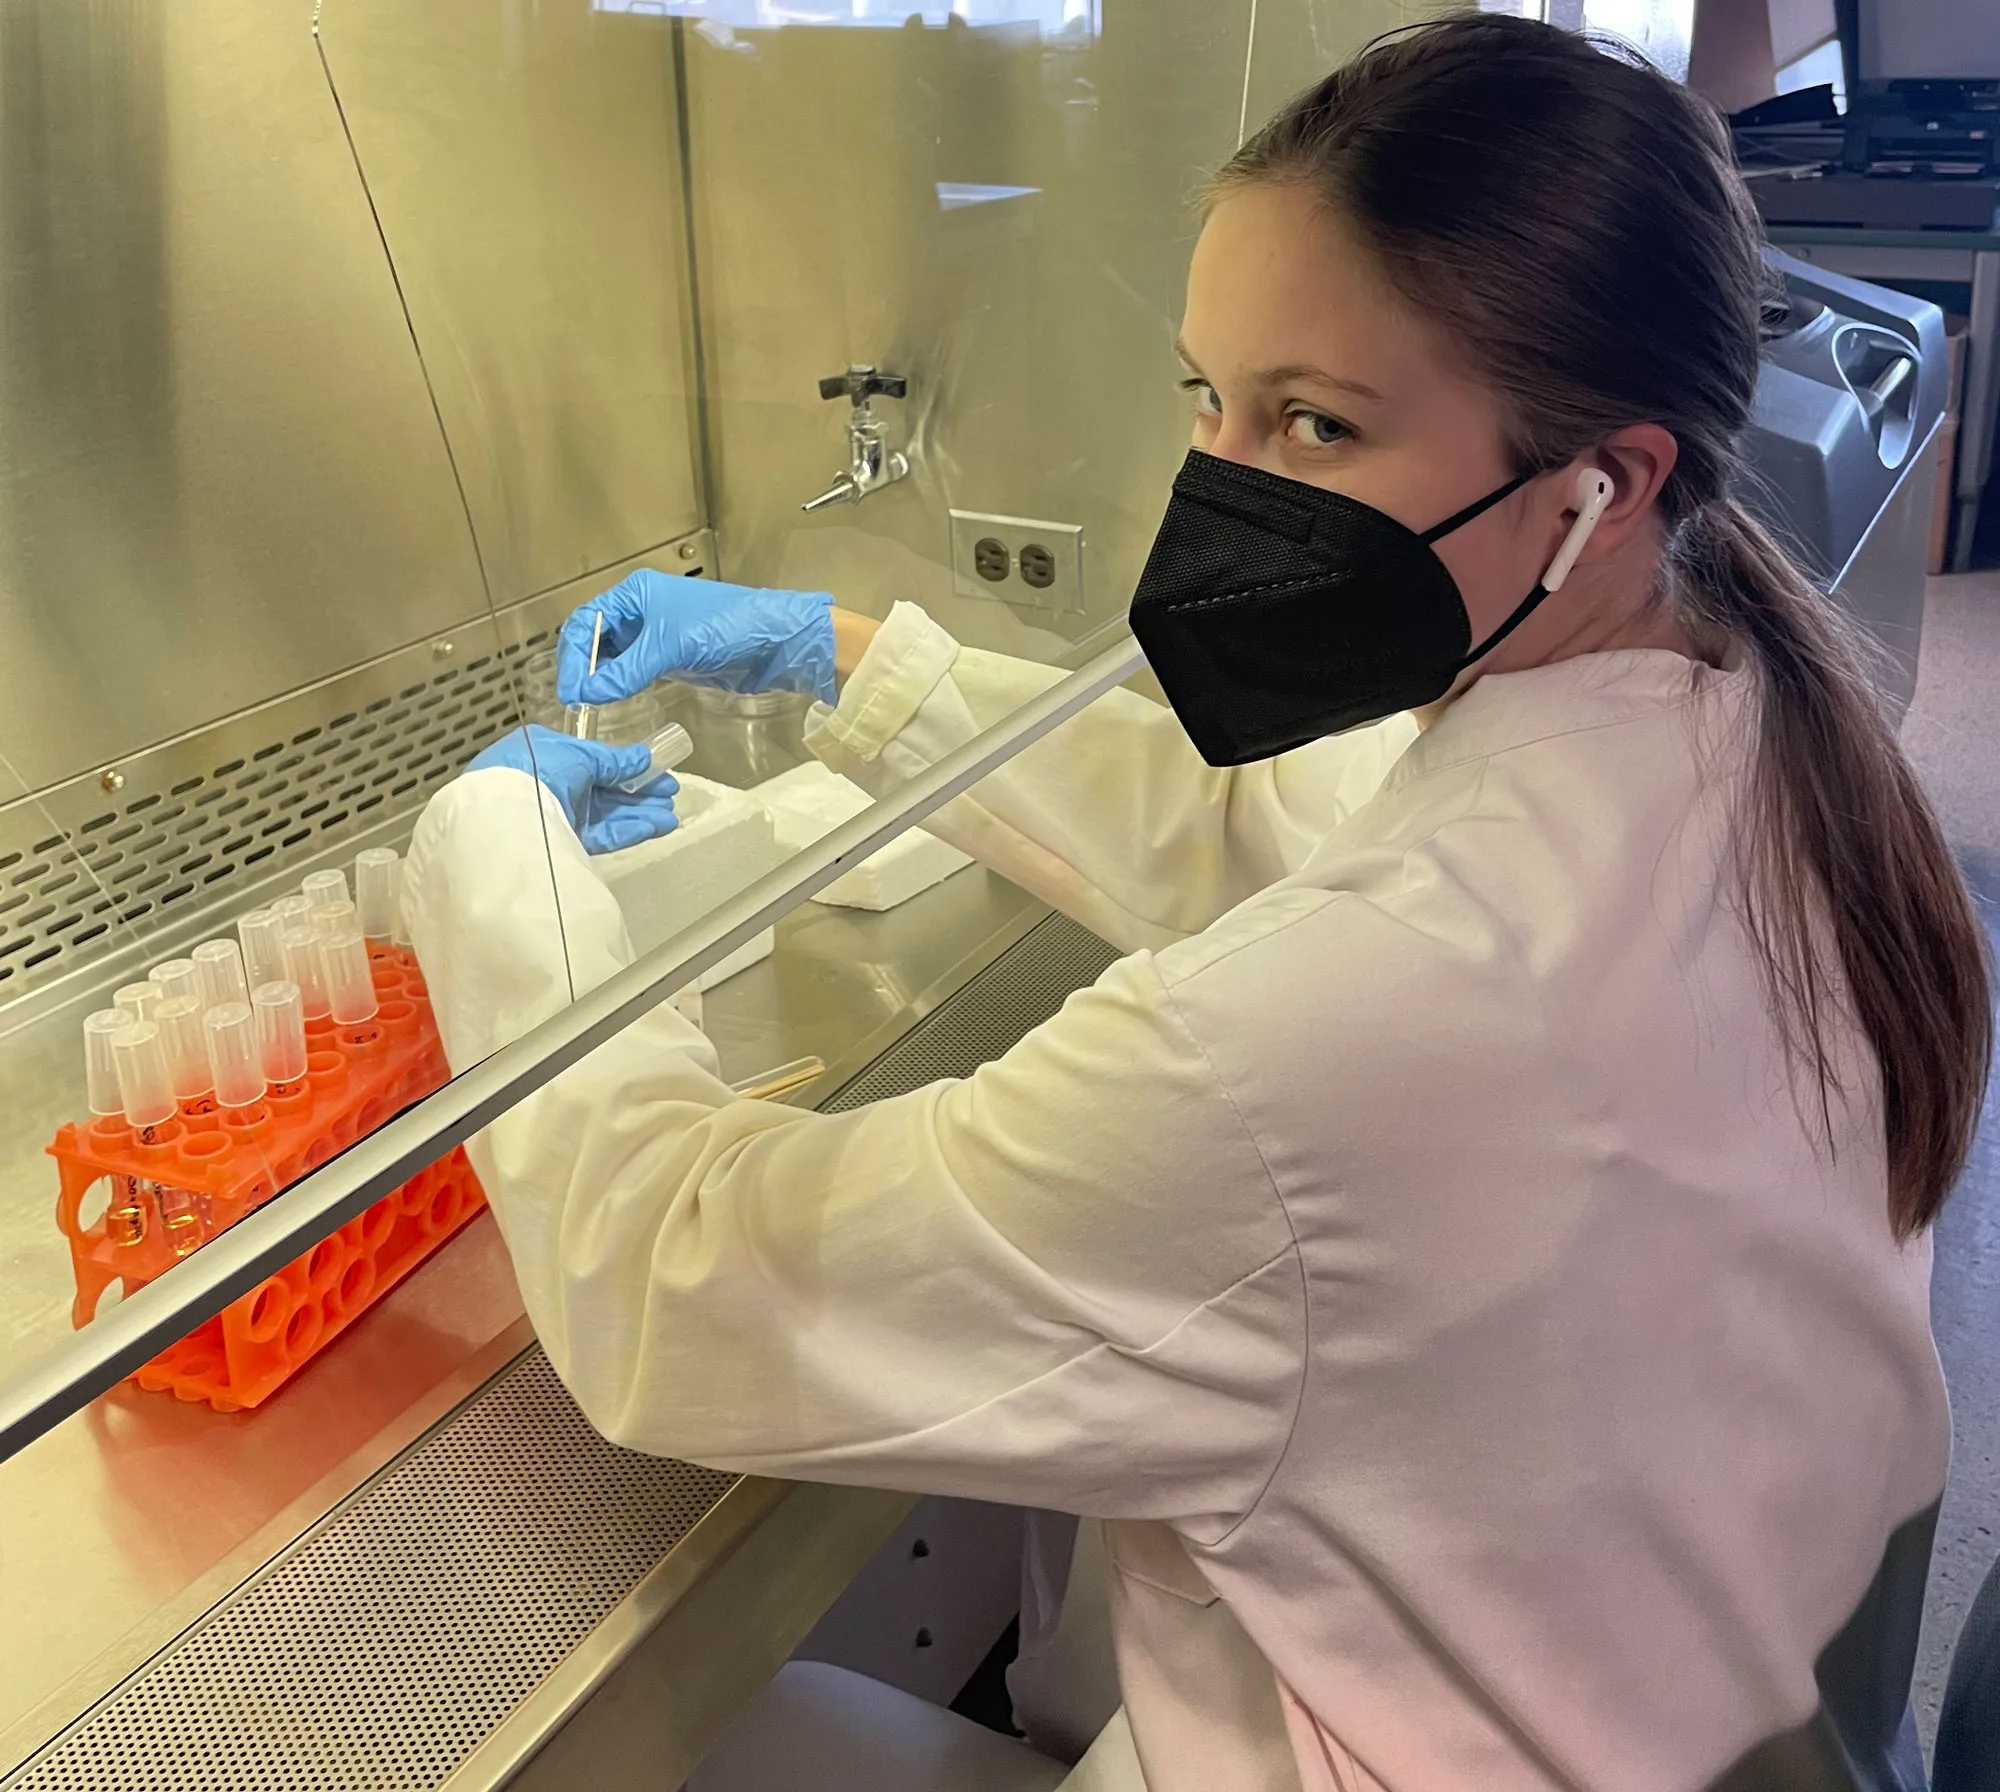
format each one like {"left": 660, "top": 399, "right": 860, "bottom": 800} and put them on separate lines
{"left": 949, "top": 510, "right": 1086, "bottom": 615}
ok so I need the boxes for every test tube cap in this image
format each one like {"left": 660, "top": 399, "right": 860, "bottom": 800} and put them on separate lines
{"left": 113, "top": 981, "right": 164, "bottom": 1025}
{"left": 111, "top": 1022, "right": 177, "bottom": 1129}
{"left": 618, "top": 721, "right": 695, "bottom": 793}
{"left": 193, "top": 938, "right": 252, "bottom": 1011}
{"left": 355, "top": 848, "right": 401, "bottom": 942}
{"left": 281, "top": 925, "right": 331, "bottom": 1020}
{"left": 238, "top": 909, "right": 289, "bottom": 991}
{"left": 150, "top": 959, "right": 201, "bottom": 1008}
{"left": 82, "top": 1010, "right": 129, "bottom": 1118}
{"left": 156, "top": 996, "right": 214, "bottom": 1100}
{"left": 323, "top": 926, "right": 380, "bottom": 1025}
{"left": 270, "top": 893, "right": 314, "bottom": 924}
{"left": 302, "top": 868, "right": 350, "bottom": 911}
{"left": 251, "top": 981, "right": 308, "bottom": 1085}
{"left": 204, "top": 1002, "right": 265, "bottom": 1109}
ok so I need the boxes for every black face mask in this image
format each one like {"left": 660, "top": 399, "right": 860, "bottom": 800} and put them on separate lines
{"left": 1128, "top": 449, "right": 1547, "bottom": 767}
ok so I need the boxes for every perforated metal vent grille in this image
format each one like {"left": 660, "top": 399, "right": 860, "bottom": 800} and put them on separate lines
{"left": 5, "top": 1352, "right": 736, "bottom": 1792}
{"left": 820, "top": 912, "right": 1119, "bottom": 1112}
{"left": 0, "top": 637, "right": 545, "bottom": 1007}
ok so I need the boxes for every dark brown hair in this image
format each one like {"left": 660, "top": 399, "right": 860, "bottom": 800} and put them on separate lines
{"left": 1217, "top": 14, "right": 1989, "bottom": 1236}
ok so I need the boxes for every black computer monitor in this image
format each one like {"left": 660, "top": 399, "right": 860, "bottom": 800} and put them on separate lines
{"left": 1852, "top": 0, "right": 2000, "bottom": 87}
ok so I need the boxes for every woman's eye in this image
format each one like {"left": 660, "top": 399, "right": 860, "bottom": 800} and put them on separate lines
{"left": 1286, "top": 410, "right": 1349, "bottom": 448}
{"left": 1189, "top": 383, "right": 1223, "bottom": 418}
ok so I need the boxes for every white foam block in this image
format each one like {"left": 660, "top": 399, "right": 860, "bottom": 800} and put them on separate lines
{"left": 595, "top": 774, "right": 783, "bottom": 989}
{"left": 753, "top": 761, "right": 973, "bottom": 912}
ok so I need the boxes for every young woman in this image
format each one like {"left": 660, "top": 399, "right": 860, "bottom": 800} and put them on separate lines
{"left": 413, "top": 16, "right": 1990, "bottom": 1789}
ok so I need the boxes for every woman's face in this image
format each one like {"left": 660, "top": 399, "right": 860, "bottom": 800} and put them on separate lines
{"left": 1178, "top": 183, "right": 1566, "bottom": 654}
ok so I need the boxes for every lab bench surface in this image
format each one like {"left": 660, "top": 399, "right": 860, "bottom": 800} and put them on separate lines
{"left": 0, "top": 865, "right": 1092, "bottom": 1790}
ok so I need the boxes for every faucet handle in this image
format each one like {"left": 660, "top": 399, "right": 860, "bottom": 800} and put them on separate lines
{"left": 818, "top": 365, "right": 908, "bottom": 405}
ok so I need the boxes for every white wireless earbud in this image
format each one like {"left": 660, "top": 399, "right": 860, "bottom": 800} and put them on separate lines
{"left": 1540, "top": 468, "right": 1616, "bottom": 593}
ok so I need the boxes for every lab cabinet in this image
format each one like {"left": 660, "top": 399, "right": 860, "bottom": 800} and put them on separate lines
{"left": 0, "top": 885, "right": 1132, "bottom": 1791}
{"left": 797, "top": 1498, "right": 1030, "bottom": 1709}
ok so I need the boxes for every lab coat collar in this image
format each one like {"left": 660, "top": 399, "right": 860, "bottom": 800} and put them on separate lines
{"left": 1380, "top": 649, "right": 1751, "bottom": 794}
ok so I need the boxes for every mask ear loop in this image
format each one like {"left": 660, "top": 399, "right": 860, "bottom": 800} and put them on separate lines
{"left": 1453, "top": 468, "right": 1617, "bottom": 670}
{"left": 1418, "top": 471, "right": 1534, "bottom": 545}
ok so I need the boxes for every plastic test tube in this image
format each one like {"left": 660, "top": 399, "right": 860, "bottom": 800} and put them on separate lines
{"left": 270, "top": 893, "right": 315, "bottom": 925}
{"left": 83, "top": 1011, "right": 147, "bottom": 1245}
{"left": 616, "top": 722, "right": 695, "bottom": 793}
{"left": 252, "top": 981, "right": 308, "bottom": 1086}
{"left": 150, "top": 958, "right": 201, "bottom": 1009}
{"left": 114, "top": 1024, "right": 206, "bottom": 1255}
{"left": 113, "top": 980, "right": 165, "bottom": 1025}
{"left": 238, "top": 910, "right": 289, "bottom": 990}
{"left": 83, "top": 1011, "right": 130, "bottom": 1119}
{"left": 155, "top": 997, "right": 214, "bottom": 1101}
{"left": 355, "top": 848, "right": 401, "bottom": 943}
{"left": 311, "top": 898, "right": 360, "bottom": 942}
{"left": 281, "top": 925, "right": 330, "bottom": 1019}
{"left": 302, "top": 868, "right": 350, "bottom": 912}
{"left": 193, "top": 938, "right": 252, "bottom": 1011}
{"left": 321, "top": 925, "right": 380, "bottom": 1026}
{"left": 111, "top": 1023, "right": 177, "bottom": 1132}
{"left": 204, "top": 1002, "right": 266, "bottom": 1111}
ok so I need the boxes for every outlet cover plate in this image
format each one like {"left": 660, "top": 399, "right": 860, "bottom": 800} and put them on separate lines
{"left": 949, "top": 510, "right": 1086, "bottom": 615}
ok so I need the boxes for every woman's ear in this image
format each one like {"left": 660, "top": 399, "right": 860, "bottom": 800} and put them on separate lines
{"left": 1571, "top": 423, "right": 1679, "bottom": 557}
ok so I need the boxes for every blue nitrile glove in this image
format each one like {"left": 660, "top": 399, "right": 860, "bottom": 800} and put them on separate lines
{"left": 556, "top": 569, "right": 837, "bottom": 708}
{"left": 467, "top": 725, "right": 679, "bottom": 856}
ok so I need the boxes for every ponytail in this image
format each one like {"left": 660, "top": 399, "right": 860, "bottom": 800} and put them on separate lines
{"left": 1675, "top": 502, "right": 1990, "bottom": 1236}
{"left": 1224, "top": 14, "right": 1992, "bottom": 1235}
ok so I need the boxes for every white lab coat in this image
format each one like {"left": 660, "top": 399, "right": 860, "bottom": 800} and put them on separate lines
{"left": 406, "top": 603, "right": 1948, "bottom": 1792}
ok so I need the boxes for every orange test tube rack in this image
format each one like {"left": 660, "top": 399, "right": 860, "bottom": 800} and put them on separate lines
{"left": 50, "top": 947, "right": 485, "bottom": 1413}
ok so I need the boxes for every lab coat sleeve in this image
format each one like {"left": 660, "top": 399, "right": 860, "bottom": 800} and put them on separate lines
{"left": 805, "top": 601, "right": 1416, "bottom": 952}
{"left": 405, "top": 768, "right": 1303, "bottom": 1527}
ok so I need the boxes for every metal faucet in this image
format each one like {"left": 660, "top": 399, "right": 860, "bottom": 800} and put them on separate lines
{"left": 802, "top": 366, "right": 911, "bottom": 512}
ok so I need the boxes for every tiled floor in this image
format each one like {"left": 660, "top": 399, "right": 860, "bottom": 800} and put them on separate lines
{"left": 1898, "top": 567, "right": 2000, "bottom": 1745}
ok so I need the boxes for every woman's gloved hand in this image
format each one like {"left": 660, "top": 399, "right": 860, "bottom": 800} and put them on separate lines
{"left": 557, "top": 569, "right": 836, "bottom": 708}
{"left": 467, "top": 725, "right": 679, "bottom": 856}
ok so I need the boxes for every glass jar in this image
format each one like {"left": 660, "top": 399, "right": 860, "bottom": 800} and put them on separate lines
{"left": 682, "top": 687, "right": 811, "bottom": 789}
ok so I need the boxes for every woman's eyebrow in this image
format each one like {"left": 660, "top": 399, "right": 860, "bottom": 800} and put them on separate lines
{"left": 1172, "top": 338, "right": 1382, "bottom": 403}
{"left": 1259, "top": 364, "right": 1384, "bottom": 403}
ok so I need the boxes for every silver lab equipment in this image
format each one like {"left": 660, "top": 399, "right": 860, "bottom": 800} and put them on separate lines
{"left": 1742, "top": 250, "right": 1951, "bottom": 719}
